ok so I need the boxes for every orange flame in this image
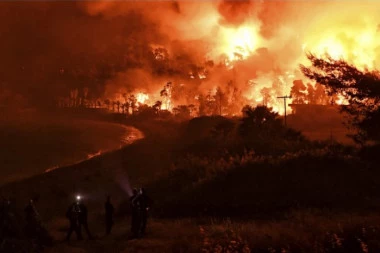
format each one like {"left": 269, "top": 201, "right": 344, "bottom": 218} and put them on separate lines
{"left": 136, "top": 92, "right": 149, "bottom": 104}
{"left": 220, "top": 23, "right": 260, "bottom": 64}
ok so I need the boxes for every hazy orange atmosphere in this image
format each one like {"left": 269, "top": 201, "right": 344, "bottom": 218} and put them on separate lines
{"left": 1, "top": 1, "right": 379, "bottom": 116}
{"left": 4, "top": 2, "right": 380, "bottom": 252}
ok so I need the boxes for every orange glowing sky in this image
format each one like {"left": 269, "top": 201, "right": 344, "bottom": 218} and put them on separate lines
{"left": 2, "top": 1, "right": 376, "bottom": 114}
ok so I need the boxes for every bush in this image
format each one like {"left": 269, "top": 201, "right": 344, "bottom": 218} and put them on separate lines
{"left": 148, "top": 146, "right": 371, "bottom": 218}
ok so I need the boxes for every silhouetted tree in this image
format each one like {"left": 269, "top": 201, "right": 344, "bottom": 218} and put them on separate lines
{"left": 291, "top": 80, "right": 306, "bottom": 104}
{"left": 104, "top": 99, "right": 110, "bottom": 110}
{"left": 260, "top": 87, "right": 272, "bottom": 107}
{"left": 153, "top": 101, "right": 162, "bottom": 115}
{"left": 197, "top": 94, "right": 206, "bottom": 116}
{"left": 136, "top": 104, "right": 156, "bottom": 118}
{"left": 173, "top": 105, "right": 191, "bottom": 119}
{"left": 300, "top": 53, "right": 380, "bottom": 144}
{"left": 215, "top": 87, "right": 227, "bottom": 115}
{"left": 83, "top": 87, "right": 89, "bottom": 107}
{"left": 314, "top": 83, "right": 329, "bottom": 105}
{"left": 128, "top": 95, "right": 137, "bottom": 115}
{"left": 307, "top": 83, "right": 316, "bottom": 104}
{"left": 239, "top": 105, "right": 282, "bottom": 139}
{"left": 160, "top": 82, "right": 172, "bottom": 110}
{"left": 122, "top": 93, "right": 128, "bottom": 104}
{"left": 70, "top": 89, "right": 79, "bottom": 107}
{"left": 188, "top": 104, "right": 196, "bottom": 117}
{"left": 204, "top": 90, "right": 218, "bottom": 115}
{"left": 227, "top": 80, "right": 240, "bottom": 113}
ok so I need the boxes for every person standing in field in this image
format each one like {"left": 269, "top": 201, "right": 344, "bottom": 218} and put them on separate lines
{"left": 66, "top": 197, "right": 82, "bottom": 241}
{"left": 78, "top": 199, "right": 93, "bottom": 239}
{"left": 24, "top": 199, "right": 39, "bottom": 237}
{"left": 129, "top": 188, "right": 139, "bottom": 238}
{"left": 132, "top": 188, "right": 152, "bottom": 238}
{"left": 105, "top": 195, "right": 114, "bottom": 235}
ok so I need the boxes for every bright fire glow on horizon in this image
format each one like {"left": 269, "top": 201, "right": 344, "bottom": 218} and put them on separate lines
{"left": 88, "top": 1, "right": 379, "bottom": 116}
{"left": 220, "top": 24, "right": 260, "bottom": 63}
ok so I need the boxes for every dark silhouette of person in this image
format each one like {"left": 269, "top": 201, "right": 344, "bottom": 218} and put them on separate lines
{"left": 66, "top": 199, "right": 82, "bottom": 241}
{"left": 133, "top": 188, "right": 152, "bottom": 237}
{"left": 24, "top": 199, "right": 39, "bottom": 237}
{"left": 78, "top": 201, "right": 93, "bottom": 239}
{"left": 0, "top": 198, "right": 6, "bottom": 234}
{"left": 104, "top": 195, "right": 114, "bottom": 235}
{"left": 129, "top": 188, "right": 139, "bottom": 238}
{"left": 0, "top": 198, "right": 15, "bottom": 239}
{"left": 24, "top": 198, "right": 53, "bottom": 248}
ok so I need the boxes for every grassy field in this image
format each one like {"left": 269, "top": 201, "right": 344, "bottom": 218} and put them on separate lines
{"left": 36, "top": 212, "right": 380, "bottom": 252}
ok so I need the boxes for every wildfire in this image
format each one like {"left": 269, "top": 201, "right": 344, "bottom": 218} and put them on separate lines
{"left": 219, "top": 23, "right": 260, "bottom": 64}
{"left": 301, "top": 12, "right": 380, "bottom": 70}
{"left": 335, "top": 94, "right": 349, "bottom": 105}
{"left": 96, "top": 2, "right": 380, "bottom": 118}
{"left": 136, "top": 92, "right": 149, "bottom": 104}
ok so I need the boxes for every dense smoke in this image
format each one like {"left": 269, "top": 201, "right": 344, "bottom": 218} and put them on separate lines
{"left": 1, "top": 1, "right": 380, "bottom": 114}
{"left": 218, "top": 0, "right": 253, "bottom": 26}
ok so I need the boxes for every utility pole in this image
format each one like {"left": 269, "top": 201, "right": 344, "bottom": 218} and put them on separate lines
{"left": 218, "top": 89, "right": 222, "bottom": 116}
{"left": 277, "top": 95, "right": 292, "bottom": 126}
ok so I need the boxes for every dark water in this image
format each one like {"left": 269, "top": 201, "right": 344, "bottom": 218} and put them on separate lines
{"left": 0, "top": 117, "right": 132, "bottom": 185}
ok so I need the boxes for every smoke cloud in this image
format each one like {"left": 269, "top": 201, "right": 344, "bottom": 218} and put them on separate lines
{"left": 1, "top": 1, "right": 380, "bottom": 114}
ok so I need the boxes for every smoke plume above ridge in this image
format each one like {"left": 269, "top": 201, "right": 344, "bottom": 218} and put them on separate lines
{"left": 1, "top": 1, "right": 380, "bottom": 113}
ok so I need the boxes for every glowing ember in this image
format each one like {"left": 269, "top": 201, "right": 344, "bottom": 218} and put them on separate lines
{"left": 198, "top": 73, "right": 207, "bottom": 79}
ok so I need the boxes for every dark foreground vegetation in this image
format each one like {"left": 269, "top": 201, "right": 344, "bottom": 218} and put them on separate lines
{"left": 1, "top": 109, "right": 379, "bottom": 252}
{"left": 3, "top": 55, "right": 380, "bottom": 252}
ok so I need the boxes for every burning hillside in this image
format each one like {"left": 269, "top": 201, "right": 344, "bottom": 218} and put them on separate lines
{"left": 1, "top": 1, "right": 379, "bottom": 115}
{"left": 83, "top": 1, "right": 380, "bottom": 116}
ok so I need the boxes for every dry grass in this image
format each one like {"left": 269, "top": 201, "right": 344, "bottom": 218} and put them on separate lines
{"left": 36, "top": 211, "right": 380, "bottom": 252}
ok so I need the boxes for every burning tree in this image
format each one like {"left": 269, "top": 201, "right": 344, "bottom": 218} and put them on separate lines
{"left": 260, "top": 87, "right": 272, "bottom": 107}
{"left": 115, "top": 100, "right": 121, "bottom": 113}
{"left": 160, "top": 82, "right": 173, "bottom": 110}
{"left": 128, "top": 95, "right": 137, "bottom": 115}
{"left": 205, "top": 90, "right": 218, "bottom": 116}
{"left": 226, "top": 80, "right": 242, "bottom": 114}
{"left": 314, "top": 83, "right": 330, "bottom": 105}
{"left": 215, "top": 87, "right": 228, "bottom": 115}
{"left": 151, "top": 101, "right": 161, "bottom": 115}
{"left": 104, "top": 99, "right": 111, "bottom": 110}
{"left": 291, "top": 80, "right": 307, "bottom": 104}
{"left": 300, "top": 53, "right": 380, "bottom": 144}
{"left": 70, "top": 89, "right": 79, "bottom": 107}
